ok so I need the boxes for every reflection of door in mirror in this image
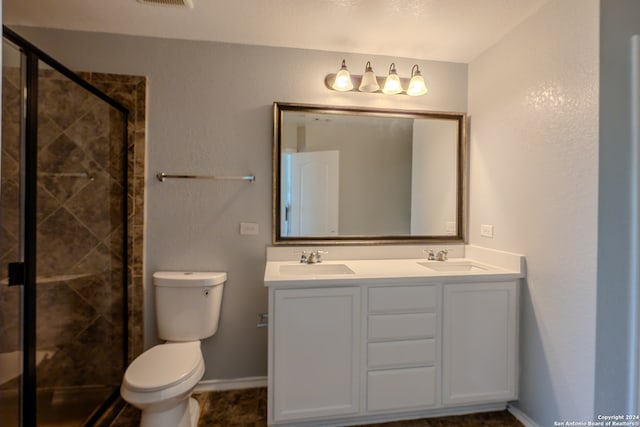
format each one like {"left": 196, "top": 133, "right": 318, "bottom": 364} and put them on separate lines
{"left": 281, "top": 151, "right": 339, "bottom": 236}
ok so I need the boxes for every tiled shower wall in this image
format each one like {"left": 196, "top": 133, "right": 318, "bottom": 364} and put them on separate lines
{"left": 82, "top": 72, "right": 147, "bottom": 364}
{"left": 0, "top": 67, "right": 146, "bottom": 389}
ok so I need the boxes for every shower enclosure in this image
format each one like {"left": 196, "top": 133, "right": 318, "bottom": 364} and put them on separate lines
{"left": 0, "top": 29, "right": 129, "bottom": 426}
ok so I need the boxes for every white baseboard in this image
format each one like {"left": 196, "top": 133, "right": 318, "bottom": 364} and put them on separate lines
{"left": 508, "top": 404, "right": 541, "bottom": 427}
{"left": 194, "top": 376, "right": 267, "bottom": 392}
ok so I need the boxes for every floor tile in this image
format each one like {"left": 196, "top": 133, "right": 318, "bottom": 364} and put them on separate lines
{"left": 110, "top": 388, "right": 523, "bottom": 427}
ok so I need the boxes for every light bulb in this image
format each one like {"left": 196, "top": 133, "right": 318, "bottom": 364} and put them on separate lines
{"left": 332, "top": 59, "right": 353, "bottom": 91}
{"left": 407, "top": 64, "right": 428, "bottom": 96}
{"left": 382, "top": 63, "right": 403, "bottom": 94}
{"left": 358, "top": 61, "right": 380, "bottom": 92}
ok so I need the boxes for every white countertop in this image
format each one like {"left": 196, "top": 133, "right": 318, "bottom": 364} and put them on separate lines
{"left": 264, "top": 256, "right": 525, "bottom": 287}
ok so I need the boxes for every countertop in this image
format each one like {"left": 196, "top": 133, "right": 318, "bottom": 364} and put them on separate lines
{"left": 264, "top": 257, "right": 524, "bottom": 287}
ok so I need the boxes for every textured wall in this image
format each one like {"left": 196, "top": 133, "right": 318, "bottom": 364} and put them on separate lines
{"left": 11, "top": 26, "right": 468, "bottom": 380}
{"left": 468, "top": 0, "right": 599, "bottom": 424}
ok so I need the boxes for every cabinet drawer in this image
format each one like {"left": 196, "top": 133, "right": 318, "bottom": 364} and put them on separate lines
{"left": 368, "top": 339, "right": 436, "bottom": 369}
{"left": 367, "top": 367, "right": 436, "bottom": 411}
{"left": 368, "top": 313, "right": 436, "bottom": 340}
{"left": 369, "top": 286, "right": 437, "bottom": 313}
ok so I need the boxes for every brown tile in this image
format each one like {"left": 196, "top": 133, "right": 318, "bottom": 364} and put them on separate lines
{"left": 133, "top": 131, "right": 145, "bottom": 178}
{"left": 34, "top": 280, "right": 97, "bottom": 349}
{"left": 427, "top": 411, "right": 523, "bottom": 427}
{"left": 38, "top": 75, "right": 99, "bottom": 130}
{"left": 1, "top": 146, "right": 19, "bottom": 177}
{"left": 64, "top": 101, "right": 109, "bottom": 147}
{"left": 360, "top": 421, "right": 431, "bottom": 427}
{"left": 66, "top": 170, "right": 124, "bottom": 240}
{"left": 3, "top": 66, "right": 21, "bottom": 89}
{"left": 109, "top": 389, "right": 523, "bottom": 427}
{"left": 36, "top": 207, "right": 101, "bottom": 276}
{"left": 0, "top": 283, "right": 21, "bottom": 354}
{"left": 37, "top": 133, "right": 99, "bottom": 202}
{"left": 196, "top": 388, "right": 267, "bottom": 427}
{"left": 132, "top": 225, "right": 144, "bottom": 277}
{"left": 36, "top": 182, "right": 63, "bottom": 225}
{"left": 36, "top": 114, "right": 65, "bottom": 151}
{"left": 0, "top": 178, "right": 20, "bottom": 247}
{"left": 110, "top": 402, "right": 141, "bottom": 427}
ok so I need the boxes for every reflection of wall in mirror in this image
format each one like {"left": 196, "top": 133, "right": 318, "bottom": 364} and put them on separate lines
{"left": 411, "top": 119, "right": 458, "bottom": 235}
{"left": 305, "top": 118, "right": 412, "bottom": 235}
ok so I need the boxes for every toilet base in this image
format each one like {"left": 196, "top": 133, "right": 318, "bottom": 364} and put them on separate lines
{"left": 139, "top": 396, "right": 200, "bottom": 427}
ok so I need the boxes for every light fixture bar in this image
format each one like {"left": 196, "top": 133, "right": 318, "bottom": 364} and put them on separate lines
{"left": 325, "top": 74, "right": 415, "bottom": 95}
{"left": 325, "top": 61, "right": 428, "bottom": 96}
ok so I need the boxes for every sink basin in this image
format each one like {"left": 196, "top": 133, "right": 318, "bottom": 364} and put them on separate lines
{"left": 279, "top": 263, "right": 356, "bottom": 276}
{"left": 417, "top": 261, "right": 489, "bottom": 272}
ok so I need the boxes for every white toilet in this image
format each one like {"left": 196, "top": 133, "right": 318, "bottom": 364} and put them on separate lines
{"left": 121, "top": 271, "right": 226, "bottom": 427}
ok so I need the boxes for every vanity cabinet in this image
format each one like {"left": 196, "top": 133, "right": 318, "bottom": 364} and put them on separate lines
{"left": 442, "top": 282, "right": 518, "bottom": 406}
{"left": 267, "top": 279, "right": 519, "bottom": 426}
{"left": 270, "top": 287, "right": 360, "bottom": 422}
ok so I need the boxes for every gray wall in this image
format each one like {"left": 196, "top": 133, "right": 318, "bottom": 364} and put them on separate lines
{"left": 12, "top": 26, "right": 467, "bottom": 380}
{"left": 468, "top": 0, "right": 599, "bottom": 424}
{"left": 595, "top": 0, "right": 640, "bottom": 415}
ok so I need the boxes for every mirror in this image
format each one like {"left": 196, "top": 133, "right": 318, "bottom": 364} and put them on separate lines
{"left": 272, "top": 102, "right": 467, "bottom": 245}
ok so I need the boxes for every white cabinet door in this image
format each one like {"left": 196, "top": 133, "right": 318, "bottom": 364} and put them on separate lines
{"left": 272, "top": 287, "right": 360, "bottom": 422}
{"left": 442, "top": 282, "right": 518, "bottom": 406}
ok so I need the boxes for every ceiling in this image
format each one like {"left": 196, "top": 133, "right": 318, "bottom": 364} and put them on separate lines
{"left": 3, "top": 0, "right": 550, "bottom": 63}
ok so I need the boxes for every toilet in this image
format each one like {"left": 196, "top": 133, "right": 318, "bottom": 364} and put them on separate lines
{"left": 121, "top": 271, "right": 226, "bottom": 427}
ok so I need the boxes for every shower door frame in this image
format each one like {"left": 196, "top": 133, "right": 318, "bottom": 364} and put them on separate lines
{"left": 2, "top": 26, "right": 130, "bottom": 427}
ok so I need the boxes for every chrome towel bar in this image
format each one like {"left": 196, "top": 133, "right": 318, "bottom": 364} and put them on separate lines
{"left": 156, "top": 172, "right": 255, "bottom": 183}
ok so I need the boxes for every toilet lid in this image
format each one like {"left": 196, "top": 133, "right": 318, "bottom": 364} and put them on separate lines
{"left": 124, "top": 341, "right": 203, "bottom": 392}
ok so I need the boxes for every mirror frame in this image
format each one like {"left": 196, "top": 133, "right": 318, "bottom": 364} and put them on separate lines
{"left": 272, "top": 102, "right": 467, "bottom": 245}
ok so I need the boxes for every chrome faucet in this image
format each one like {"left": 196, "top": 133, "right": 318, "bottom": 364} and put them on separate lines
{"left": 437, "top": 249, "right": 449, "bottom": 261}
{"left": 299, "top": 250, "right": 326, "bottom": 264}
{"left": 308, "top": 251, "right": 320, "bottom": 264}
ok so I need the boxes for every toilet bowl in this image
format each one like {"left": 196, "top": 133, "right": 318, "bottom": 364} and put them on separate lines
{"left": 121, "top": 271, "right": 226, "bottom": 427}
{"left": 121, "top": 342, "right": 204, "bottom": 427}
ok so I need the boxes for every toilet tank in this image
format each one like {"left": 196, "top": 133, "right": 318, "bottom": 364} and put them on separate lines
{"left": 153, "top": 271, "right": 226, "bottom": 342}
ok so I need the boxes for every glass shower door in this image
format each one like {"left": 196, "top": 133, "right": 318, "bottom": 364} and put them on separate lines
{"left": 1, "top": 28, "right": 129, "bottom": 426}
{"left": 33, "top": 61, "right": 128, "bottom": 426}
{"left": 0, "top": 38, "right": 25, "bottom": 427}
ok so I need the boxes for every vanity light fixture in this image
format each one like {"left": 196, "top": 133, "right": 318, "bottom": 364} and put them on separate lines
{"left": 406, "top": 64, "right": 428, "bottom": 96}
{"left": 358, "top": 61, "right": 380, "bottom": 92}
{"left": 332, "top": 59, "right": 354, "bottom": 91}
{"left": 382, "top": 63, "right": 403, "bottom": 95}
{"left": 325, "top": 60, "right": 427, "bottom": 96}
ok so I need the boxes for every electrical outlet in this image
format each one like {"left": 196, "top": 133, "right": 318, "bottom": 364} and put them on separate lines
{"left": 480, "top": 224, "right": 494, "bottom": 238}
{"left": 445, "top": 222, "right": 456, "bottom": 235}
{"left": 240, "top": 222, "right": 259, "bottom": 235}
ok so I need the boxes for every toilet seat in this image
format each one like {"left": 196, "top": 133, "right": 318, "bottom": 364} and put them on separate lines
{"left": 123, "top": 341, "right": 203, "bottom": 392}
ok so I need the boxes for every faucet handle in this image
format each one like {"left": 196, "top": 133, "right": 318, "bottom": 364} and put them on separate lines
{"left": 315, "top": 250, "right": 328, "bottom": 263}
{"left": 424, "top": 249, "right": 435, "bottom": 261}
{"left": 294, "top": 250, "right": 308, "bottom": 263}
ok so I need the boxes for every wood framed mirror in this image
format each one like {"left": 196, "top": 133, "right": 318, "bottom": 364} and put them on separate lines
{"left": 272, "top": 102, "right": 467, "bottom": 245}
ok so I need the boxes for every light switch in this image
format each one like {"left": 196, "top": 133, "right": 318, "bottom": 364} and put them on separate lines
{"left": 240, "top": 222, "right": 259, "bottom": 235}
